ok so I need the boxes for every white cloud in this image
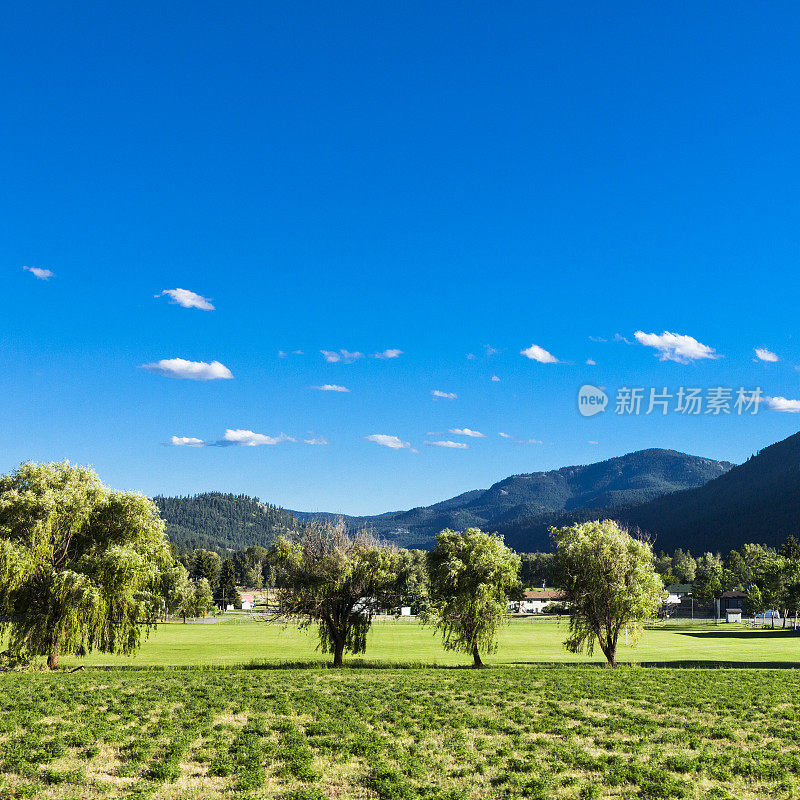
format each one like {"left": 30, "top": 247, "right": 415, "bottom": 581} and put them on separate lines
{"left": 278, "top": 351, "right": 287, "bottom": 358}
{"left": 589, "top": 335, "right": 607, "bottom": 343}
{"left": 365, "top": 434, "right": 412, "bottom": 450}
{"left": 312, "top": 384, "right": 350, "bottom": 392}
{"left": 498, "top": 431, "right": 542, "bottom": 444}
{"left": 586, "top": 359, "right": 596, "bottom": 365}
{"left": 588, "top": 440, "right": 599, "bottom": 445}
{"left": 140, "top": 358, "right": 233, "bottom": 380}
{"left": 221, "top": 429, "right": 294, "bottom": 446}
{"left": 292, "top": 350, "right": 304, "bottom": 355}
{"left": 372, "top": 349, "right": 403, "bottom": 359}
{"left": 304, "top": 436, "right": 329, "bottom": 445}
{"left": 521, "top": 344, "right": 559, "bottom": 363}
{"left": 755, "top": 348, "right": 779, "bottom": 362}
{"left": 765, "top": 397, "right": 800, "bottom": 413}
{"left": 321, "top": 349, "right": 363, "bottom": 363}
{"left": 168, "top": 436, "right": 205, "bottom": 447}
{"left": 426, "top": 441, "right": 468, "bottom": 449}
{"left": 431, "top": 389, "right": 457, "bottom": 400}
{"left": 633, "top": 331, "right": 719, "bottom": 363}
{"left": 23, "top": 266, "right": 54, "bottom": 280}
{"left": 156, "top": 288, "right": 214, "bottom": 310}
{"left": 491, "top": 375, "right": 500, "bottom": 382}
{"left": 485, "top": 345, "right": 499, "bottom": 357}
{"left": 449, "top": 428, "right": 485, "bottom": 438}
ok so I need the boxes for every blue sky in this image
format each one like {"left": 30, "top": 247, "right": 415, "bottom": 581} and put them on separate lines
{"left": 3, "top": 1, "right": 800, "bottom": 514}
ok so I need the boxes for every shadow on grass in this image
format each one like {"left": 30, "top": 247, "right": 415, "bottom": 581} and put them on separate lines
{"left": 64, "top": 658, "right": 800, "bottom": 673}
{"left": 633, "top": 660, "right": 800, "bottom": 669}
{"left": 675, "top": 629, "right": 800, "bottom": 639}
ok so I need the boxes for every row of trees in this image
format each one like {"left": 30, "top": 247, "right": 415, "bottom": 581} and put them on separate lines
{"left": 271, "top": 517, "right": 664, "bottom": 668}
{"left": 0, "top": 462, "right": 669, "bottom": 670}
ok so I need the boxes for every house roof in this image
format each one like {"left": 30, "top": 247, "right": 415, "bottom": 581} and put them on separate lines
{"left": 522, "top": 589, "right": 566, "bottom": 601}
{"left": 720, "top": 590, "right": 747, "bottom": 598}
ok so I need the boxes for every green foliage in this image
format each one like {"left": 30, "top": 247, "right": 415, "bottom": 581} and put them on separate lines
{"left": 0, "top": 461, "right": 172, "bottom": 669}
{"left": 743, "top": 585, "right": 764, "bottom": 617}
{"left": 215, "top": 559, "right": 238, "bottom": 608}
{"left": 423, "top": 528, "right": 520, "bottom": 666}
{"left": 161, "top": 563, "right": 215, "bottom": 621}
{"left": 273, "top": 519, "right": 414, "bottom": 665}
{"left": 781, "top": 535, "right": 800, "bottom": 561}
{"left": 190, "top": 549, "right": 221, "bottom": 587}
{"left": 551, "top": 520, "right": 665, "bottom": 667}
{"left": 518, "top": 552, "right": 555, "bottom": 588}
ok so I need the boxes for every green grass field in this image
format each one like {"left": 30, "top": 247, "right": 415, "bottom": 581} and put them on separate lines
{"left": 60, "top": 616, "right": 800, "bottom": 669}
{"left": 3, "top": 664, "right": 800, "bottom": 799}
{"left": 3, "top": 619, "right": 800, "bottom": 799}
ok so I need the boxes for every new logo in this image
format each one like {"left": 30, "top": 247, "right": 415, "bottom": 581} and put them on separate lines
{"left": 578, "top": 385, "right": 608, "bottom": 417}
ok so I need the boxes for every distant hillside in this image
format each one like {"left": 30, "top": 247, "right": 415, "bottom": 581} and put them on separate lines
{"left": 611, "top": 430, "right": 800, "bottom": 552}
{"left": 154, "top": 492, "right": 303, "bottom": 553}
{"left": 293, "top": 448, "right": 733, "bottom": 549}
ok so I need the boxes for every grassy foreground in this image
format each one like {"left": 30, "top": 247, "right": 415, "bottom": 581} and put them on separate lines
{"left": 2, "top": 620, "right": 799, "bottom": 799}
{"left": 60, "top": 616, "right": 800, "bottom": 669}
{"left": 2, "top": 665, "right": 800, "bottom": 799}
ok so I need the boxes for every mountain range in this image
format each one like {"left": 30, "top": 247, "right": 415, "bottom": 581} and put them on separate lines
{"left": 290, "top": 448, "right": 733, "bottom": 549}
{"left": 155, "top": 430, "right": 800, "bottom": 556}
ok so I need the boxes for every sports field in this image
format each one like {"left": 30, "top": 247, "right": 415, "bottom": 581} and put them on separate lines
{"left": 60, "top": 616, "right": 800, "bottom": 669}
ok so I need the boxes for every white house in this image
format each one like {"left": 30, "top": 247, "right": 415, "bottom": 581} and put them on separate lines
{"left": 511, "top": 589, "right": 567, "bottom": 614}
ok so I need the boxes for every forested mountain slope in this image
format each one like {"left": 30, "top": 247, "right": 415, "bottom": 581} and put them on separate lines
{"left": 154, "top": 492, "right": 303, "bottom": 554}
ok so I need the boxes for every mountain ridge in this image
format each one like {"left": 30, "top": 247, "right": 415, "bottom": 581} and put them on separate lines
{"left": 289, "top": 448, "right": 733, "bottom": 549}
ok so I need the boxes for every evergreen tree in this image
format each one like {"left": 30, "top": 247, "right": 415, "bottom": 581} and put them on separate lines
{"left": 216, "top": 559, "right": 238, "bottom": 608}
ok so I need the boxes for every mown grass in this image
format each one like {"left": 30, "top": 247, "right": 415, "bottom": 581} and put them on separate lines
{"left": 58, "top": 616, "right": 800, "bottom": 669}
{"left": 2, "top": 665, "right": 800, "bottom": 799}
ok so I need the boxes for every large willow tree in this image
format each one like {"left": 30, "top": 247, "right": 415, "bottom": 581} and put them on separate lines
{"left": 423, "top": 528, "right": 520, "bottom": 667}
{"left": 272, "top": 519, "right": 414, "bottom": 666}
{"left": 0, "top": 461, "right": 171, "bottom": 669}
{"left": 551, "top": 520, "right": 665, "bottom": 667}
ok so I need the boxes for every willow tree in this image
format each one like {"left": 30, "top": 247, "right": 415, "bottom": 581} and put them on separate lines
{"left": 0, "top": 461, "right": 171, "bottom": 669}
{"left": 551, "top": 520, "right": 665, "bottom": 667}
{"left": 423, "top": 528, "right": 520, "bottom": 667}
{"left": 272, "top": 519, "right": 411, "bottom": 666}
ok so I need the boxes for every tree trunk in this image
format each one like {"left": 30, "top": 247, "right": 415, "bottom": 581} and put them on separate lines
{"left": 472, "top": 644, "right": 483, "bottom": 668}
{"left": 47, "top": 648, "right": 59, "bottom": 670}
{"left": 333, "top": 636, "right": 345, "bottom": 667}
{"left": 602, "top": 632, "right": 618, "bottom": 668}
